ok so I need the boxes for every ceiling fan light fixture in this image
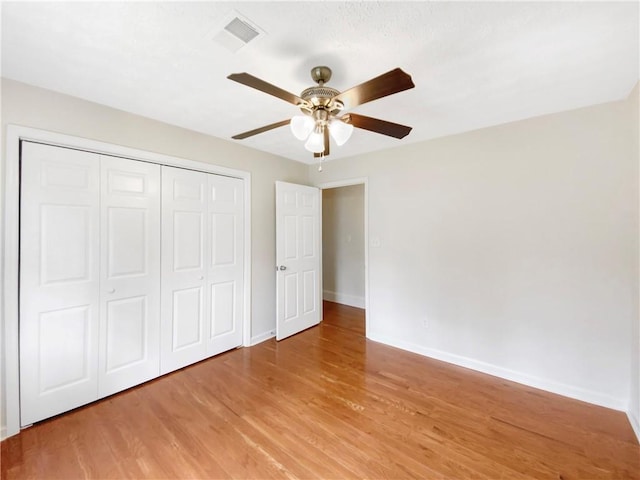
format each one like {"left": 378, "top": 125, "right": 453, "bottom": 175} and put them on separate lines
{"left": 227, "top": 66, "right": 415, "bottom": 159}
{"left": 304, "top": 127, "right": 325, "bottom": 153}
{"left": 329, "top": 119, "right": 354, "bottom": 146}
{"left": 290, "top": 115, "right": 314, "bottom": 140}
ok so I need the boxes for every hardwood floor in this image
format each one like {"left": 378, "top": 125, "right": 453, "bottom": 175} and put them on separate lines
{"left": 2, "top": 301, "right": 639, "bottom": 479}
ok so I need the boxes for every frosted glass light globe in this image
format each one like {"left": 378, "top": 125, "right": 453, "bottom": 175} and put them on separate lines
{"left": 290, "top": 115, "right": 314, "bottom": 140}
{"left": 304, "top": 131, "right": 325, "bottom": 153}
{"left": 329, "top": 119, "right": 354, "bottom": 146}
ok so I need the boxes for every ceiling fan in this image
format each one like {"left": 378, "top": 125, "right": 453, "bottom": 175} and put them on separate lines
{"left": 227, "top": 66, "right": 415, "bottom": 159}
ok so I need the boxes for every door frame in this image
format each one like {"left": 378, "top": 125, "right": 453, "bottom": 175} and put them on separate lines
{"left": 316, "top": 177, "right": 369, "bottom": 330}
{"left": 2, "top": 125, "right": 252, "bottom": 439}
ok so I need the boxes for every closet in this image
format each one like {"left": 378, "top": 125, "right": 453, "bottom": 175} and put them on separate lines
{"left": 19, "top": 142, "right": 244, "bottom": 426}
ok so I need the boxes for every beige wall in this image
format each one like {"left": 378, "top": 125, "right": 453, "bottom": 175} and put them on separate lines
{"left": 0, "top": 78, "right": 309, "bottom": 432}
{"left": 322, "top": 185, "right": 365, "bottom": 308}
{"left": 310, "top": 85, "right": 639, "bottom": 411}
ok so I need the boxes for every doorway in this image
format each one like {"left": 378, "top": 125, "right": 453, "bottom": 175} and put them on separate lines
{"left": 320, "top": 180, "right": 368, "bottom": 334}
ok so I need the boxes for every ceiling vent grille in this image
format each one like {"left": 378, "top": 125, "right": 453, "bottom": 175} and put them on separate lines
{"left": 213, "top": 11, "right": 265, "bottom": 53}
{"left": 224, "top": 17, "right": 259, "bottom": 44}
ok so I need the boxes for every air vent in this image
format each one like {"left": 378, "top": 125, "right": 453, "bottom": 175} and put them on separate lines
{"left": 213, "top": 11, "right": 265, "bottom": 53}
{"left": 224, "top": 17, "right": 259, "bottom": 44}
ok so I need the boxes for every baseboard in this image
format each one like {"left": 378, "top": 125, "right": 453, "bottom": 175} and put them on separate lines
{"left": 367, "top": 332, "right": 627, "bottom": 412}
{"left": 323, "top": 290, "right": 365, "bottom": 309}
{"left": 628, "top": 410, "right": 640, "bottom": 443}
{"left": 250, "top": 330, "right": 275, "bottom": 346}
{"left": 1, "top": 425, "right": 7, "bottom": 441}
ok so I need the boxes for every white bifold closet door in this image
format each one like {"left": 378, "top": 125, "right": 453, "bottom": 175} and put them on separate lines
{"left": 99, "top": 156, "right": 161, "bottom": 397}
{"left": 160, "top": 166, "right": 243, "bottom": 374}
{"left": 20, "top": 142, "right": 161, "bottom": 426}
{"left": 20, "top": 143, "right": 101, "bottom": 426}
{"left": 20, "top": 143, "right": 243, "bottom": 426}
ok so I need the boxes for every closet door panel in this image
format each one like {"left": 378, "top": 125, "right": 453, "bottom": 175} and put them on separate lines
{"left": 207, "top": 175, "right": 244, "bottom": 355}
{"left": 20, "top": 142, "right": 101, "bottom": 426}
{"left": 161, "top": 166, "right": 209, "bottom": 374}
{"left": 99, "top": 157, "right": 161, "bottom": 397}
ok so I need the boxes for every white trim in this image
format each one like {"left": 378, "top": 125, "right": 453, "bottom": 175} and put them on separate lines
{"left": 242, "top": 176, "right": 252, "bottom": 349}
{"left": 8, "top": 126, "right": 247, "bottom": 178}
{"left": 3, "top": 128, "right": 21, "bottom": 439}
{"left": 2, "top": 125, "right": 252, "bottom": 439}
{"left": 323, "top": 290, "right": 365, "bottom": 309}
{"left": 250, "top": 330, "right": 276, "bottom": 346}
{"left": 318, "top": 191, "right": 324, "bottom": 324}
{"left": 367, "top": 331, "right": 628, "bottom": 412}
{"left": 316, "top": 177, "right": 369, "bottom": 333}
{"left": 636, "top": 78, "right": 640, "bottom": 446}
{"left": 628, "top": 410, "right": 640, "bottom": 442}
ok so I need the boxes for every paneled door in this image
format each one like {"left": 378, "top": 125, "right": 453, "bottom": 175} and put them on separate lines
{"left": 19, "top": 141, "right": 246, "bottom": 426}
{"left": 20, "top": 142, "right": 101, "bottom": 426}
{"left": 98, "top": 157, "right": 161, "bottom": 397}
{"left": 160, "top": 166, "right": 209, "bottom": 374}
{"left": 275, "top": 181, "right": 321, "bottom": 340}
{"left": 206, "top": 174, "right": 244, "bottom": 356}
{"left": 161, "top": 167, "right": 244, "bottom": 372}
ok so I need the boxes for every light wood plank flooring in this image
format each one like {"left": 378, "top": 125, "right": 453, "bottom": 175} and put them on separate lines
{"left": 2, "top": 301, "right": 639, "bottom": 479}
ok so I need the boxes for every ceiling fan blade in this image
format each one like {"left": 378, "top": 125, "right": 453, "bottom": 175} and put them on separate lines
{"left": 228, "top": 73, "right": 308, "bottom": 107}
{"left": 343, "top": 113, "right": 412, "bottom": 139}
{"left": 232, "top": 119, "right": 291, "bottom": 140}
{"left": 314, "top": 128, "right": 330, "bottom": 158}
{"left": 332, "top": 68, "right": 415, "bottom": 110}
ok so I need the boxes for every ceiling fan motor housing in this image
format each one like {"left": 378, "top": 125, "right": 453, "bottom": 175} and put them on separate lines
{"left": 300, "top": 66, "right": 343, "bottom": 115}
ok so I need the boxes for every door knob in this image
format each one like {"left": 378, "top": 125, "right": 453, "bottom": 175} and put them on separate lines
{"left": 198, "top": 276, "right": 204, "bottom": 280}
{"left": 107, "top": 288, "right": 116, "bottom": 294}
{"left": 278, "top": 265, "right": 287, "bottom": 271}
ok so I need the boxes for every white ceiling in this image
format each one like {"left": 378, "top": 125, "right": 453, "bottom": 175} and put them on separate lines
{"left": 2, "top": 1, "right": 638, "bottom": 165}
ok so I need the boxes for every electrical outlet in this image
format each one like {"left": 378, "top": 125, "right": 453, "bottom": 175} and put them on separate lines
{"left": 422, "top": 318, "right": 429, "bottom": 329}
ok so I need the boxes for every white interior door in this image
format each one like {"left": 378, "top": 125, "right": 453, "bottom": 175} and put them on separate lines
{"left": 275, "top": 181, "right": 321, "bottom": 340}
{"left": 206, "top": 174, "right": 244, "bottom": 355}
{"left": 20, "top": 142, "right": 101, "bottom": 426}
{"left": 99, "top": 156, "right": 161, "bottom": 397}
{"left": 160, "top": 166, "right": 208, "bottom": 374}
